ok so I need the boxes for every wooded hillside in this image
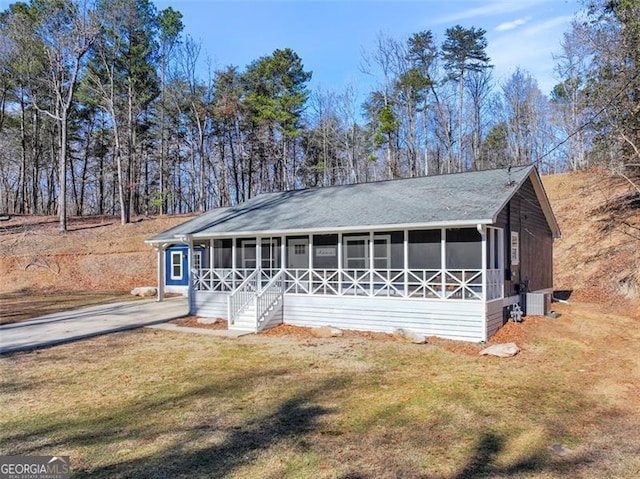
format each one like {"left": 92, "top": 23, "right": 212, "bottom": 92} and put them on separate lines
{"left": 0, "top": 0, "right": 638, "bottom": 234}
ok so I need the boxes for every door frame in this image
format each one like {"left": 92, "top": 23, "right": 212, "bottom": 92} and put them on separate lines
{"left": 287, "top": 237, "right": 309, "bottom": 269}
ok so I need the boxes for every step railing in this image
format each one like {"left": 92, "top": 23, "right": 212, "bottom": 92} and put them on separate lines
{"left": 255, "top": 270, "right": 285, "bottom": 329}
{"left": 228, "top": 270, "right": 258, "bottom": 325}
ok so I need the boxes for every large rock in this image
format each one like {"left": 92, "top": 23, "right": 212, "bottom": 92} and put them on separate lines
{"left": 313, "top": 326, "right": 344, "bottom": 338}
{"left": 479, "top": 343, "right": 520, "bottom": 357}
{"left": 131, "top": 286, "right": 157, "bottom": 297}
{"left": 393, "top": 328, "right": 426, "bottom": 344}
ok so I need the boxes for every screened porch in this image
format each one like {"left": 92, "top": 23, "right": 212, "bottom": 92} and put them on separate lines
{"left": 190, "top": 226, "right": 504, "bottom": 301}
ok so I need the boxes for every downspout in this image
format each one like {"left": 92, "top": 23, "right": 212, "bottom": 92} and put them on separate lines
{"left": 506, "top": 201, "right": 512, "bottom": 285}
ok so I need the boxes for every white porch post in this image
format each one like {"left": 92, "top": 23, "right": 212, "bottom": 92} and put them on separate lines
{"left": 187, "top": 235, "right": 194, "bottom": 313}
{"left": 337, "top": 233, "right": 343, "bottom": 296}
{"left": 498, "top": 228, "right": 505, "bottom": 298}
{"left": 231, "top": 239, "right": 237, "bottom": 289}
{"left": 479, "top": 224, "right": 487, "bottom": 301}
{"left": 155, "top": 244, "right": 166, "bottom": 302}
{"left": 281, "top": 236, "right": 286, "bottom": 271}
{"left": 369, "top": 231, "right": 374, "bottom": 295}
{"left": 209, "top": 239, "right": 214, "bottom": 269}
{"left": 256, "top": 236, "right": 262, "bottom": 283}
{"left": 441, "top": 228, "right": 447, "bottom": 299}
{"left": 308, "top": 234, "right": 313, "bottom": 294}
{"left": 479, "top": 224, "right": 488, "bottom": 342}
{"left": 403, "top": 230, "right": 409, "bottom": 298}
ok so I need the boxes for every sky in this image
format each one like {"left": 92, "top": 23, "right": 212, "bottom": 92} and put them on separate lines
{"left": 152, "top": 0, "right": 581, "bottom": 98}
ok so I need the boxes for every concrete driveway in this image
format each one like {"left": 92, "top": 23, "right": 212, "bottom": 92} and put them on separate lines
{"left": 0, "top": 297, "right": 188, "bottom": 354}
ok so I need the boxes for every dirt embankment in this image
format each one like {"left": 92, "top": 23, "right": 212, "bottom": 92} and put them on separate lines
{"left": 543, "top": 170, "right": 640, "bottom": 311}
{"left": 0, "top": 170, "right": 638, "bottom": 314}
{"left": 0, "top": 214, "right": 195, "bottom": 295}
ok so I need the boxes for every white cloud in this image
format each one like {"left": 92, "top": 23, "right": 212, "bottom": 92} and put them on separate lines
{"left": 495, "top": 18, "right": 529, "bottom": 32}
{"left": 521, "top": 15, "right": 575, "bottom": 36}
{"left": 487, "top": 14, "right": 575, "bottom": 94}
{"left": 433, "top": 1, "right": 544, "bottom": 25}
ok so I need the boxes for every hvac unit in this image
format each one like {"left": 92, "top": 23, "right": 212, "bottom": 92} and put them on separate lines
{"left": 526, "top": 292, "right": 552, "bottom": 316}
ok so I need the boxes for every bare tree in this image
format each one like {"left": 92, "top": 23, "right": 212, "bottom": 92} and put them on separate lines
{"left": 29, "top": 0, "right": 97, "bottom": 231}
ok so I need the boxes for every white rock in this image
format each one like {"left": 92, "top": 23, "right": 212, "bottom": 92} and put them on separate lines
{"left": 479, "top": 343, "right": 520, "bottom": 357}
{"left": 313, "top": 326, "right": 344, "bottom": 338}
{"left": 131, "top": 286, "right": 157, "bottom": 297}
{"left": 393, "top": 328, "right": 426, "bottom": 344}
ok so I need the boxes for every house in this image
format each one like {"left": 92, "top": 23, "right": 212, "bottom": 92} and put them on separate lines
{"left": 146, "top": 166, "right": 560, "bottom": 342}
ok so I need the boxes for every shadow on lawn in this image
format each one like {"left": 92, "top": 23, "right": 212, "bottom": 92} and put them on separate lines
{"left": 3, "top": 368, "right": 346, "bottom": 478}
{"left": 339, "top": 431, "right": 593, "bottom": 479}
{"left": 450, "top": 432, "right": 592, "bottom": 479}
{"left": 73, "top": 374, "right": 343, "bottom": 478}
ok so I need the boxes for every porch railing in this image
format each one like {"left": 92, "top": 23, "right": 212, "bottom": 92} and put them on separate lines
{"left": 192, "top": 268, "right": 254, "bottom": 292}
{"left": 193, "top": 268, "right": 503, "bottom": 301}
{"left": 228, "top": 270, "right": 258, "bottom": 324}
{"left": 256, "top": 270, "right": 285, "bottom": 326}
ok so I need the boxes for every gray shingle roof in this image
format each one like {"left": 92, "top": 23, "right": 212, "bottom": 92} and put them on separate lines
{"left": 148, "top": 166, "right": 544, "bottom": 242}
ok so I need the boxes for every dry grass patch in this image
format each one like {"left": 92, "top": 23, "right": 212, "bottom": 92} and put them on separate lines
{"left": 1, "top": 302, "right": 639, "bottom": 478}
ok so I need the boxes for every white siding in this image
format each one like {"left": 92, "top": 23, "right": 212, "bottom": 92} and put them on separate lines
{"left": 486, "top": 299, "right": 504, "bottom": 340}
{"left": 192, "top": 291, "right": 229, "bottom": 318}
{"left": 283, "top": 295, "right": 485, "bottom": 342}
{"left": 165, "top": 285, "right": 188, "bottom": 296}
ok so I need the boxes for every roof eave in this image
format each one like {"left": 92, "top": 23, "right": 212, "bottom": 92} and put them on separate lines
{"left": 188, "top": 219, "right": 495, "bottom": 239}
{"left": 527, "top": 168, "right": 562, "bottom": 238}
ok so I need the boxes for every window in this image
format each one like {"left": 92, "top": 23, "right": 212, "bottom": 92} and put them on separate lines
{"left": 170, "top": 251, "right": 182, "bottom": 279}
{"left": 344, "top": 236, "right": 368, "bottom": 269}
{"left": 240, "top": 240, "right": 257, "bottom": 269}
{"left": 373, "top": 236, "right": 391, "bottom": 269}
{"left": 294, "top": 243, "right": 306, "bottom": 255}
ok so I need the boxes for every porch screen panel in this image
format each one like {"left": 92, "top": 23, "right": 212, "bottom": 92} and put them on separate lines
{"left": 408, "top": 230, "right": 441, "bottom": 269}
{"left": 313, "top": 234, "right": 338, "bottom": 269}
{"left": 446, "top": 228, "right": 481, "bottom": 269}
{"left": 261, "top": 237, "right": 281, "bottom": 270}
{"left": 485, "top": 229, "right": 500, "bottom": 269}
{"left": 213, "top": 239, "right": 232, "bottom": 268}
{"left": 388, "top": 231, "right": 404, "bottom": 269}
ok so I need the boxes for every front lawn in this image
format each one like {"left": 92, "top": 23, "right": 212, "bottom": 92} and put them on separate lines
{"left": 1, "top": 302, "right": 639, "bottom": 478}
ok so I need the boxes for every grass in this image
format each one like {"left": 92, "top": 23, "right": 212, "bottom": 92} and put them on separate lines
{"left": 0, "top": 290, "right": 140, "bottom": 325}
{"left": 1, "top": 302, "right": 639, "bottom": 478}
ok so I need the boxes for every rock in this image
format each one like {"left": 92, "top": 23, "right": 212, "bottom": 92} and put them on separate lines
{"left": 131, "top": 286, "right": 157, "bottom": 297}
{"left": 549, "top": 443, "right": 571, "bottom": 456}
{"left": 479, "top": 343, "right": 520, "bottom": 357}
{"left": 313, "top": 326, "right": 343, "bottom": 338}
{"left": 393, "top": 328, "right": 426, "bottom": 344}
